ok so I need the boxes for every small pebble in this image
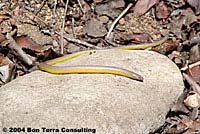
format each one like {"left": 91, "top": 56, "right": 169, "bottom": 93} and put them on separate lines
{"left": 98, "top": 16, "right": 109, "bottom": 24}
{"left": 119, "top": 18, "right": 125, "bottom": 25}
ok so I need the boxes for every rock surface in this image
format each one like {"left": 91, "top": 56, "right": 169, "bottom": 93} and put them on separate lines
{"left": 0, "top": 50, "right": 184, "bottom": 134}
{"left": 83, "top": 18, "right": 107, "bottom": 38}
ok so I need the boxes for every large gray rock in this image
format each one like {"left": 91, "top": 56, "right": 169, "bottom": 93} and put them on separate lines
{"left": 0, "top": 50, "right": 183, "bottom": 134}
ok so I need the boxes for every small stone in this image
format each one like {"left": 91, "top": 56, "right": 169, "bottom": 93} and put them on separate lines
{"left": 65, "top": 20, "right": 71, "bottom": 26}
{"left": 119, "top": 18, "right": 125, "bottom": 25}
{"left": 95, "top": 0, "right": 125, "bottom": 18}
{"left": 83, "top": 18, "right": 107, "bottom": 38}
{"left": 98, "top": 15, "right": 109, "bottom": 24}
{"left": 64, "top": 26, "right": 70, "bottom": 33}
{"left": 0, "top": 50, "right": 184, "bottom": 133}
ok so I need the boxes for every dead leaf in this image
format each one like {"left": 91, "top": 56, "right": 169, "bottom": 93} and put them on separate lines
{"left": 187, "top": 66, "right": 200, "bottom": 83}
{"left": 14, "top": 35, "right": 43, "bottom": 53}
{"left": 182, "top": 8, "right": 197, "bottom": 26}
{"left": 188, "top": 45, "right": 200, "bottom": 82}
{"left": 190, "top": 45, "right": 200, "bottom": 63}
{"left": 41, "top": 48, "right": 62, "bottom": 62}
{"left": 170, "top": 8, "right": 197, "bottom": 38}
{"left": 153, "top": 40, "right": 177, "bottom": 54}
{"left": 115, "top": 32, "right": 151, "bottom": 43}
{"left": 133, "top": 0, "right": 159, "bottom": 16}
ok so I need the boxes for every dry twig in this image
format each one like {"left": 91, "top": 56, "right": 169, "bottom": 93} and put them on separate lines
{"left": 71, "top": 17, "right": 76, "bottom": 38}
{"left": 6, "top": 33, "right": 33, "bottom": 65}
{"left": 60, "top": 0, "right": 69, "bottom": 54}
{"left": 106, "top": 3, "right": 133, "bottom": 40}
{"left": 61, "top": 33, "right": 101, "bottom": 49}
{"left": 183, "top": 73, "right": 200, "bottom": 95}
{"left": 77, "top": 0, "right": 84, "bottom": 13}
{"left": 181, "top": 61, "right": 200, "bottom": 71}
